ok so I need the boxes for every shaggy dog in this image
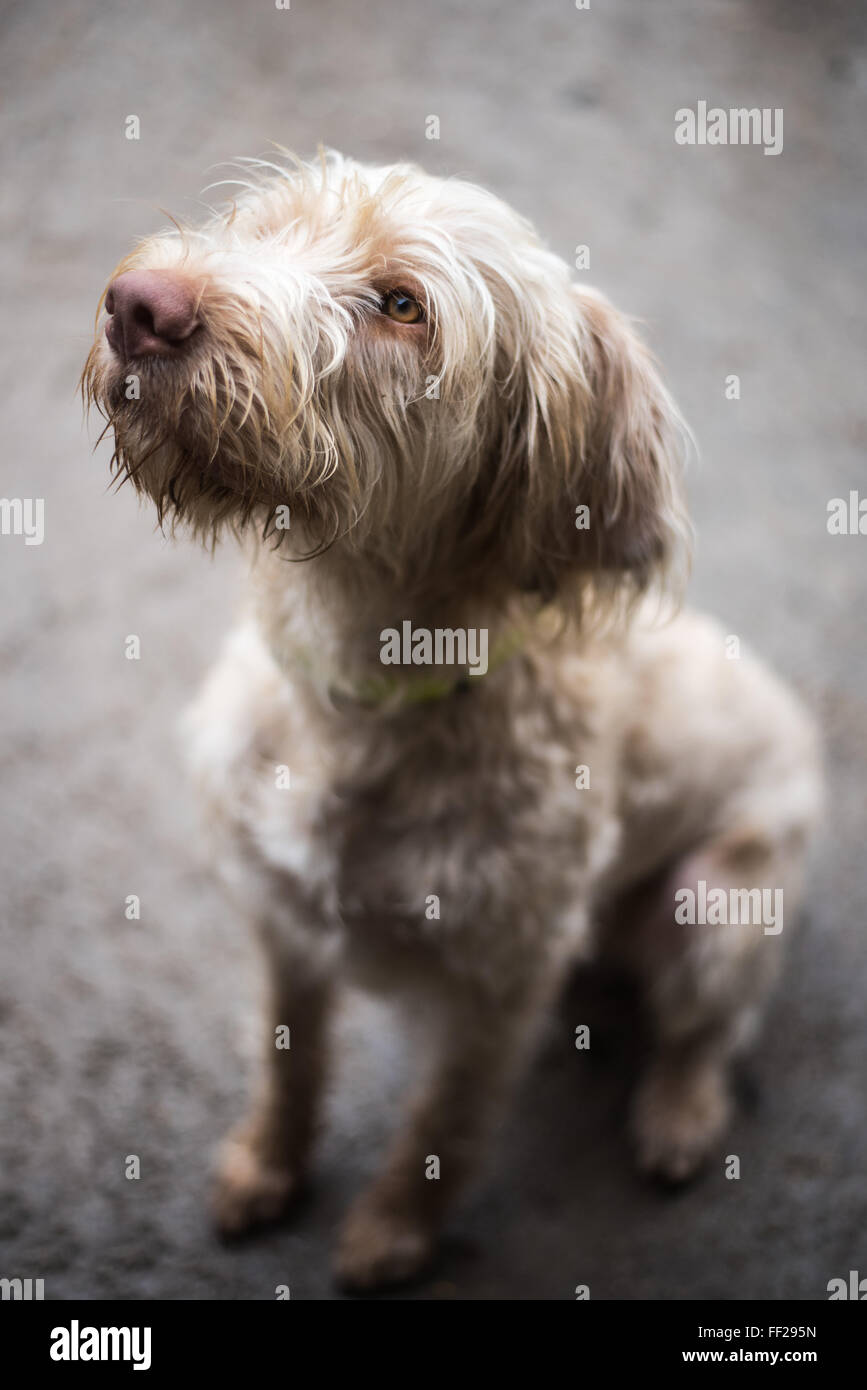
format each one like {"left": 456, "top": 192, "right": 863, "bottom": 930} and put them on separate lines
{"left": 84, "top": 152, "right": 822, "bottom": 1291}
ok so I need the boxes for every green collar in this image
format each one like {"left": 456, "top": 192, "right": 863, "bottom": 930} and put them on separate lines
{"left": 303, "top": 626, "right": 529, "bottom": 711}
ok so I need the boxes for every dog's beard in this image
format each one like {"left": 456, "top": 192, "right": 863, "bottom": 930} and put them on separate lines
{"left": 81, "top": 317, "right": 467, "bottom": 580}
{"left": 82, "top": 340, "right": 371, "bottom": 553}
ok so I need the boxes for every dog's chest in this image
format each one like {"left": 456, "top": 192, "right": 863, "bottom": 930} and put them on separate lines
{"left": 289, "top": 695, "right": 607, "bottom": 968}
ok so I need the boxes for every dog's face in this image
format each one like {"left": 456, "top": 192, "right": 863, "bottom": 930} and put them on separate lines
{"left": 84, "top": 152, "right": 687, "bottom": 608}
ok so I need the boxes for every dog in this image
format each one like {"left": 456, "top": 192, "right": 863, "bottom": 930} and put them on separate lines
{"left": 83, "top": 151, "right": 822, "bottom": 1291}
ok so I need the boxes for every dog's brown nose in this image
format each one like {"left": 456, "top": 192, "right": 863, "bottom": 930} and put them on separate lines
{"left": 104, "top": 270, "right": 200, "bottom": 358}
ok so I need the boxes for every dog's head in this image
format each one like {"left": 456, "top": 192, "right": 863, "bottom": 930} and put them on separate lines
{"left": 83, "top": 151, "right": 689, "bottom": 615}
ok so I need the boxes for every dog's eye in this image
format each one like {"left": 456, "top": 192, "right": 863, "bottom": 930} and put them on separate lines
{"left": 381, "top": 290, "right": 424, "bottom": 324}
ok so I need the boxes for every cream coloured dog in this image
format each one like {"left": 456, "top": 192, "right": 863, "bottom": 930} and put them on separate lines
{"left": 84, "top": 152, "right": 822, "bottom": 1291}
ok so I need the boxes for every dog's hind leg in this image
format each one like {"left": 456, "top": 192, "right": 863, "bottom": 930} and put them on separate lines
{"left": 617, "top": 825, "right": 814, "bottom": 1183}
{"left": 213, "top": 893, "right": 336, "bottom": 1239}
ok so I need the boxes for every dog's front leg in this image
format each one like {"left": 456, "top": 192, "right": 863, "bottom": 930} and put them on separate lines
{"left": 334, "top": 965, "right": 558, "bottom": 1291}
{"left": 213, "top": 921, "right": 335, "bottom": 1239}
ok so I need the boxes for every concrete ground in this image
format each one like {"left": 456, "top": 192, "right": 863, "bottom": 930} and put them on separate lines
{"left": 0, "top": 0, "right": 865, "bottom": 1300}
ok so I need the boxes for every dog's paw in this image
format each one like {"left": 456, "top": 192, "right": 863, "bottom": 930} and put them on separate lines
{"left": 334, "top": 1199, "right": 435, "bottom": 1292}
{"left": 212, "top": 1131, "right": 299, "bottom": 1239}
{"left": 632, "top": 1059, "right": 730, "bottom": 1184}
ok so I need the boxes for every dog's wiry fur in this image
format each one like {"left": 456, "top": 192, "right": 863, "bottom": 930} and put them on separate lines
{"left": 84, "top": 152, "right": 822, "bottom": 1290}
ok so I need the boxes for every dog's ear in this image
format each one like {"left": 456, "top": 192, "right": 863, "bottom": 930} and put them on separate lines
{"left": 493, "top": 283, "right": 690, "bottom": 613}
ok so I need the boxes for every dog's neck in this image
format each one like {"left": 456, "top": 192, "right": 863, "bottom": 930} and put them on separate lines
{"left": 248, "top": 540, "right": 531, "bottom": 710}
